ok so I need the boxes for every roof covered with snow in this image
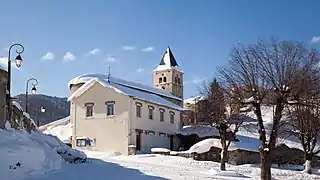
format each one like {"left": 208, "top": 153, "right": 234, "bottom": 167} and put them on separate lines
{"left": 68, "top": 73, "right": 182, "bottom": 101}
{"left": 12, "top": 101, "right": 23, "bottom": 111}
{"left": 183, "top": 95, "right": 205, "bottom": 105}
{"left": 177, "top": 125, "right": 219, "bottom": 137}
{"left": 0, "top": 64, "right": 6, "bottom": 71}
{"left": 68, "top": 76, "right": 184, "bottom": 111}
{"left": 40, "top": 116, "right": 70, "bottom": 131}
{"left": 186, "top": 135, "right": 261, "bottom": 154}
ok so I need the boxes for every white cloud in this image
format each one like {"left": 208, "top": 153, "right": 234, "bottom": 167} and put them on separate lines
{"left": 141, "top": 46, "right": 154, "bottom": 52}
{"left": 122, "top": 46, "right": 135, "bottom": 51}
{"left": 311, "top": 36, "right": 320, "bottom": 44}
{"left": 86, "top": 48, "right": 102, "bottom": 56}
{"left": 41, "top": 52, "right": 55, "bottom": 61}
{"left": 0, "top": 57, "right": 20, "bottom": 70}
{"left": 136, "top": 68, "right": 144, "bottom": 73}
{"left": 63, "top": 52, "right": 76, "bottom": 61}
{"left": 184, "top": 76, "right": 206, "bottom": 85}
{"left": 105, "top": 55, "right": 117, "bottom": 63}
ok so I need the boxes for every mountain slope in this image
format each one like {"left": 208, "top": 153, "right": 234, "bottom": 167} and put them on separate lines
{"left": 14, "top": 94, "right": 69, "bottom": 126}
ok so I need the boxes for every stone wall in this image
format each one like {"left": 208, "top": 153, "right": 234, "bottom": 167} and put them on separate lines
{"left": 0, "top": 69, "right": 8, "bottom": 129}
{"left": 228, "top": 150, "right": 260, "bottom": 165}
{"left": 11, "top": 103, "right": 37, "bottom": 132}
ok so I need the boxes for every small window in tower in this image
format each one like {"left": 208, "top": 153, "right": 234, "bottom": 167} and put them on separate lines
{"left": 178, "top": 78, "right": 181, "bottom": 84}
{"left": 159, "top": 77, "right": 162, "bottom": 83}
{"left": 163, "top": 77, "right": 167, "bottom": 82}
{"left": 175, "top": 77, "right": 178, "bottom": 83}
{"left": 162, "top": 73, "right": 164, "bottom": 76}
{"left": 162, "top": 86, "right": 165, "bottom": 90}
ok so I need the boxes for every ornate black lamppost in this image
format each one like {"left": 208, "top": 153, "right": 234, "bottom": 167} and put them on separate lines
{"left": 6, "top": 44, "right": 24, "bottom": 123}
{"left": 25, "top": 78, "right": 38, "bottom": 113}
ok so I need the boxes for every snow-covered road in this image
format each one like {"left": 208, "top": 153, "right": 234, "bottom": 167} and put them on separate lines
{"left": 23, "top": 157, "right": 222, "bottom": 179}
{"left": 22, "top": 151, "right": 320, "bottom": 180}
{"left": 22, "top": 152, "right": 245, "bottom": 180}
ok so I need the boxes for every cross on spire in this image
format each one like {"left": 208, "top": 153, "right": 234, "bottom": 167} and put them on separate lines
{"left": 107, "top": 64, "right": 111, "bottom": 82}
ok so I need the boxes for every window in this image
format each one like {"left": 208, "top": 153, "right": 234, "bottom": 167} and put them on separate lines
{"left": 163, "top": 76, "right": 167, "bottom": 82}
{"left": 159, "top": 77, "right": 162, "bottom": 83}
{"left": 170, "top": 111, "right": 175, "bottom": 124}
{"left": 148, "top": 106, "right": 154, "bottom": 120}
{"left": 76, "top": 138, "right": 96, "bottom": 147}
{"left": 175, "top": 77, "right": 178, "bottom": 83}
{"left": 159, "top": 108, "right": 165, "bottom": 122}
{"left": 178, "top": 78, "right": 181, "bottom": 84}
{"left": 162, "top": 86, "right": 166, "bottom": 90}
{"left": 136, "top": 103, "right": 142, "bottom": 118}
{"left": 105, "top": 101, "right": 115, "bottom": 116}
{"left": 85, "top": 103, "right": 94, "bottom": 117}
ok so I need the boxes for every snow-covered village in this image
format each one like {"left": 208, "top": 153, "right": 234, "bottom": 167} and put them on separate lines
{"left": 1, "top": 1, "right": 320, "bottom": 180}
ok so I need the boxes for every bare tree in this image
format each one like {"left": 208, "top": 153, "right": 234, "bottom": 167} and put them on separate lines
{"left": 218, "top": 39, "right": 320, "bottom": 180}
{"left": 199, "top": 78, "right": 247, "bottom": 170}
{"left": 285, "top": 70, "right": 320, "bottom": 174}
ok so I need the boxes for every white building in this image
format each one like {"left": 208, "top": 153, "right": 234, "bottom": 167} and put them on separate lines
{"left": 68, "top": 47, "right": 184, "bottom": 154}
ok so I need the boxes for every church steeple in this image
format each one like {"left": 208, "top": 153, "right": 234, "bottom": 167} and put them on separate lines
{"left": 153, "top": 46, "right": 182, "bottom": 73}
{"left": 153, "top": 46, "right": 183, "bottom": 100}
{"left": 159, "top": 46, "right": 179, "bottom": 67}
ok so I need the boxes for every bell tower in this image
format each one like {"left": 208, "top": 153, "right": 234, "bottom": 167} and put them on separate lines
{"left": 153, "top": 46, "right": 183, "bottom": 99}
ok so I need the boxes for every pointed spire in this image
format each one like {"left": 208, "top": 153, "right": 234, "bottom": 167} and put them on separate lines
{"left": 159, "top": 46, "right": 179, "bottom": 67}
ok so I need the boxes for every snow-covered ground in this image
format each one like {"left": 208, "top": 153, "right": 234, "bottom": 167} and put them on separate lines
{"left": 35, "top": 106, "right": 320, "bottom": 179}
{"left": 0, "top": 129, "right": 63, "bottom": 180}
{"left": 22, "top": 151, "right": 320, "bottom": 180}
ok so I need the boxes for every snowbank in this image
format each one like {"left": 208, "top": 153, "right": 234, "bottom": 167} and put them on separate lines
{"left": 151, "top": 148, "right": 171, "bottom": 153}
{"left": 0, "top": 129, "right": 64, "bottom": 180}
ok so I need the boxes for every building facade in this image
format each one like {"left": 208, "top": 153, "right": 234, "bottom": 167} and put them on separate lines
{"left": 69, "top": 47, "right": 184, "bottom": 155}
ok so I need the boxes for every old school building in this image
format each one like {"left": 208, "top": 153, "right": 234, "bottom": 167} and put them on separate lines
{"left": 68, "top": 47, "right": 185, "bottom": 154}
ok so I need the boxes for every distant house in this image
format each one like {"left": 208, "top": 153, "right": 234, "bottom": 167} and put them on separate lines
{"left": 68, "top": 47, "right": 185, "bottom": 155}
{"left": 184, "top": 135, "right": 261, "bottom": 165}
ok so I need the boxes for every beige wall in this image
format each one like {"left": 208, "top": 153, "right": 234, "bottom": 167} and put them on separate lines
{"left": 71, "top": 82, "right": 130, "bottom": 155}
{"left": 129, "top": 99, "right": 181, "bottom": 152}
{"left": 153, "top": 69, "right": 183, "bottom": 99}
{"left": 70, "top": 81, "right": 183, "bottom": 154}
{"left": 0, "top": 70, "right": 7, "bottom": 129}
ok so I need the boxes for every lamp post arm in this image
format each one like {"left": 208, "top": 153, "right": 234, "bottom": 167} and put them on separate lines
{"left": 25, "top": 78, "right": 38, "bottom": 113}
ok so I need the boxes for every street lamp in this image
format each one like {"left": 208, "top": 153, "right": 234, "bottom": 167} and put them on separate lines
{"left": 25, "top": 78, "right": 38, "bottom": 113}
{"left": 37, "top": 107, "right": 46, "bottom": 126}
{"left": 6, "top": 44, "right": 24, "bottom": 123}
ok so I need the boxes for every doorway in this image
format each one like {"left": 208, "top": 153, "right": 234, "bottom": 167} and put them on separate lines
{"left": 136, "top": 132, "right": 141, "bottom": 151}
{"left": 170, "top": 135, "right": 174, "bottom": 150}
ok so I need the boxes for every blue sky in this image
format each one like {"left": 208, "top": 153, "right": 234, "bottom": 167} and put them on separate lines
{"left": 0, "top": 0, "right": 319, "bottom": 99}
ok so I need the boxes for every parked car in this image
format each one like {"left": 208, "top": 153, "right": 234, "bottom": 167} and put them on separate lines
{"left": 55, "top": 147, "right": 87, "bottom": 163}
